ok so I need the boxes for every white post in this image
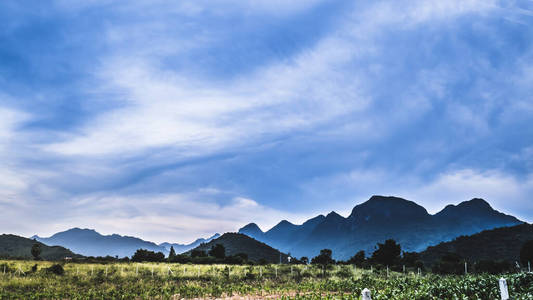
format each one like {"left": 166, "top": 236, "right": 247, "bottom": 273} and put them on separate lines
{"left": 91, "top": 266, "right": 94, "bottom": 276}
{"left": 291, "top": 266, "right": 293, "bottom": 277}
{"left": 76, "top": 267, "right": 79, "bottom": 276}
{"left": 105, "top": 266, "right": 108, "bottom": 277}
{"left": 361, "top": 288, "right": 372, "bottom": 300}
{"left": 3, "top": 265, "right": 5, "bottom": 275}
{"left": 260, "top": 267, "right": 262, "bottom": 277}
{"left": 529, "top": 261, "right": 531, "bottom": 273}
{"left": 151, "top": 266, "right": 154, "bottom": 277}
{"left": 499, "top": 278, "right": 509, "bottom": 300}
{"left": 386, "top": 265, "right": 389, "bottom": 278}
{"left": 354, "top": 265, "right": 356, "bottom": 273}
{"left": 275, "top": 266, "right": 278, "bottom": 278}
{"left": 464, "top": 262, "right": 467, "bottom": 275}
{"left": 417, "top": 268, "right": 421, "bottom": 276}
{"left": 403, "top": 265, "right": 405, "bottom": 274}
{"left": 197, "top": 266, "right": 200, "bottom": 278}
{"left": 136, "top": 264, "right": 138, "bottom": 276}
{"left": 370, "top": 266, "right": 373, "bottom": 273}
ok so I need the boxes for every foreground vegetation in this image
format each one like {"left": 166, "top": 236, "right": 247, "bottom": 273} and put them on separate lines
{"left": 1, "top": 260, "right": 532, "bottom": 299}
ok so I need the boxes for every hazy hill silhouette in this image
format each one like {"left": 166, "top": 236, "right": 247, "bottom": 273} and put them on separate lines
{"left": 239, "top": 196, "right": 522, "bottom": 259}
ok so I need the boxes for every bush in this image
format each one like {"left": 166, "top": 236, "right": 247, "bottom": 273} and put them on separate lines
{"left": 47, "top": 264, "right": 64, "bottom": 275}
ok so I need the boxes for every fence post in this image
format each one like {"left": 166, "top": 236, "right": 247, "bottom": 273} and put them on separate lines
{"left": 386, "top": 265, "right": 389, "bottom": 278}
{"left": 151, "top": 266, "right": 154, "bottom": 277}
{"left": 91, "top": 266, "right": 94, "bottom": 276}
{"left": 105, "top": 266, "right": 108, "bottom": 277}
{"left": 275, "top": 266, "right": 278, "bottom": 278}
{"left": 260, "top": 267, "right": 262, "bottom": 278}
{"left": 417, "top": 268, "right": 421, "bottom": 277}
{"left": 529, "top": 261, "right": 531, "bottom": 273}
{"left": 361, "top": 288, "right": 372, "bottom": 300}
{"left": 464, "top": 262, "right": 467, "bottom": 275}
{"left": 499, "top": 278, "right": 509, "bottom": 300}
{"left": 136, "top": 264, "right": 138, "bottom": 276}
{"left": 403, "top": 265, "right": 405, "bottom": 274}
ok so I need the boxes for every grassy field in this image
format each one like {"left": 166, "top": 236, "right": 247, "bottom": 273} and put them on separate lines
{"left": 0, "top": 260, "right": 532, "bottom": 299}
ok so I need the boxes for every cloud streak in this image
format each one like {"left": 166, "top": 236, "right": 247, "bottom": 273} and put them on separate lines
{"left": 0, "top": 0, "right": 532, "bottom": 242}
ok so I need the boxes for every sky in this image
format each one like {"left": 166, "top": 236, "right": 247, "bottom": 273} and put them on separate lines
{"left": 1, "top": 0, "right": 532, "bottom": 244}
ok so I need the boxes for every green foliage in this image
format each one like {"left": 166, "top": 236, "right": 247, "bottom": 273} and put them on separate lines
{"left": 347, "top": 251, "right": 366, "bottom": 265}
{"left": 31, "top": 243, "right": 41, "bottom": 260}
{"left": 191, "top": 249, "right": 207, "bottom": 258}
{"left": 131, "top": 249, "right": 165, "bottom": 262}
{"left": 208, "top": 244, "right": 226, "bottom": 259}
{"left": 46, "top": 264, "right": 65, "bottom": 275}
{"left": 371, "top": 239, "right": 401, "bottom": 266}
{"left": 1, "top": 260, "right": 533, "bottom": 299}
{"left": 168, "top": 246, "right": 176, "bottom": 261}
{"left": 311, "top": 249, "right": 335, "bottom": 265}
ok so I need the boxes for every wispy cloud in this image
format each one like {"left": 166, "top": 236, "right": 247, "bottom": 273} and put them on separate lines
{"left": 0, "top": 0, "right": 532, "bottom": 242}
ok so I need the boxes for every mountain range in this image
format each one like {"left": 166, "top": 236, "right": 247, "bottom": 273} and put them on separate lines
{"left": 33, "top": 228, "right": 220, "bottom": 258}
{"left": 239, "top": 195, "right": 522, "bottom": 260}
{"left": 160, "top": 233, "right": 220, "bottom": 253}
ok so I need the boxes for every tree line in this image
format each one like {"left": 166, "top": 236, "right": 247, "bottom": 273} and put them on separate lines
{"left": 28, "top": 238, "right": 533, "bottom": 275}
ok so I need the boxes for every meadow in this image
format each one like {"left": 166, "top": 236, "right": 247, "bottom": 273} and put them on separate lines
{"left": 1, "top": 260, "right": 532, "bottom": 299}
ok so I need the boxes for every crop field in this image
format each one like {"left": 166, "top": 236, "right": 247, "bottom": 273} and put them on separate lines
{"left": 0, "top": 260, "right": 532, "bottom": 299}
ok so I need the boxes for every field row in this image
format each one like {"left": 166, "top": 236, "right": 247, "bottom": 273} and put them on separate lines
{"left": 1, "top": 261, "right": 532, "bottom": 299}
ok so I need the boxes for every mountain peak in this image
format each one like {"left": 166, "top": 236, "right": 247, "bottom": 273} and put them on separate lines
{"left": 239, "top": 223, "right": 263, "bottom": 232}
{"left": 277, "top": 220, "right": 294, "bottom": 226}
{"left": 238, "top": 223, "right": 264, "bottom": 239}
{"left": 349, "top": 195, "right": 429, "bottom": 222}
{"left": 326, "top": 211, "right": 343, "bottom": 219}
{"left": 458, "top": 198, "right": 492, "bottom": 209}
{"left": 436, "top": 198, "right": 495, "bottom": 217}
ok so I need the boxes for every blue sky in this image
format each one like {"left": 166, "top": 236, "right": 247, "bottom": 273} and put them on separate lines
{"left": 1, "top": 0, "right": 532, "bottom": 243}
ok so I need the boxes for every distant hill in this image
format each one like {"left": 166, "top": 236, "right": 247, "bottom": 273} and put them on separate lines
{"left": 420, "top": 223, "right": 533, "bottom": 265}
{"left": 160, "top": 233, "right": 220, "bottom": 254}
{"left": 0, "top": 234, "right": 81, "bottom": 260}
{"left": 33, "top": 228, "right": 167, "bottom": 258}
{"left": 239, "top": 196, "right": 522, "bottom": 260}
{"left": 189, "top": 233, "right": 289, "bottom": 263}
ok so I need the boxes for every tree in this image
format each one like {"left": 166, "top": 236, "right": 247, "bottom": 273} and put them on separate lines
{"left": 208, "top": 244, "right": 226, "bottom": 259}
{"left": 131, "top": 249, "right": 165, "bottom": 262}
{"left": 347, "top": 250, "right": 366, "bottom": 265}
{"left": 520, "top": 240, "right": 533, "bottom": 266}
{"left": 191, "top": 249, "right": 207, "bottom": 258}
{"left": 401, "top": 251, "right": 421, "bottom": 267}
{"left": 31, "top": 243, "right": 41, "bottom": 260}
{"left": 168, "top": 246, "right": 176, "bottom": 261}
{"left": 371, "top": 239, "right": 401, "bottom": 266}
{"left": 432, "top": 252, "right": 464, "bottom": 275}
{"left": 311, "top": 249, "right": 335, "bottom": 265}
